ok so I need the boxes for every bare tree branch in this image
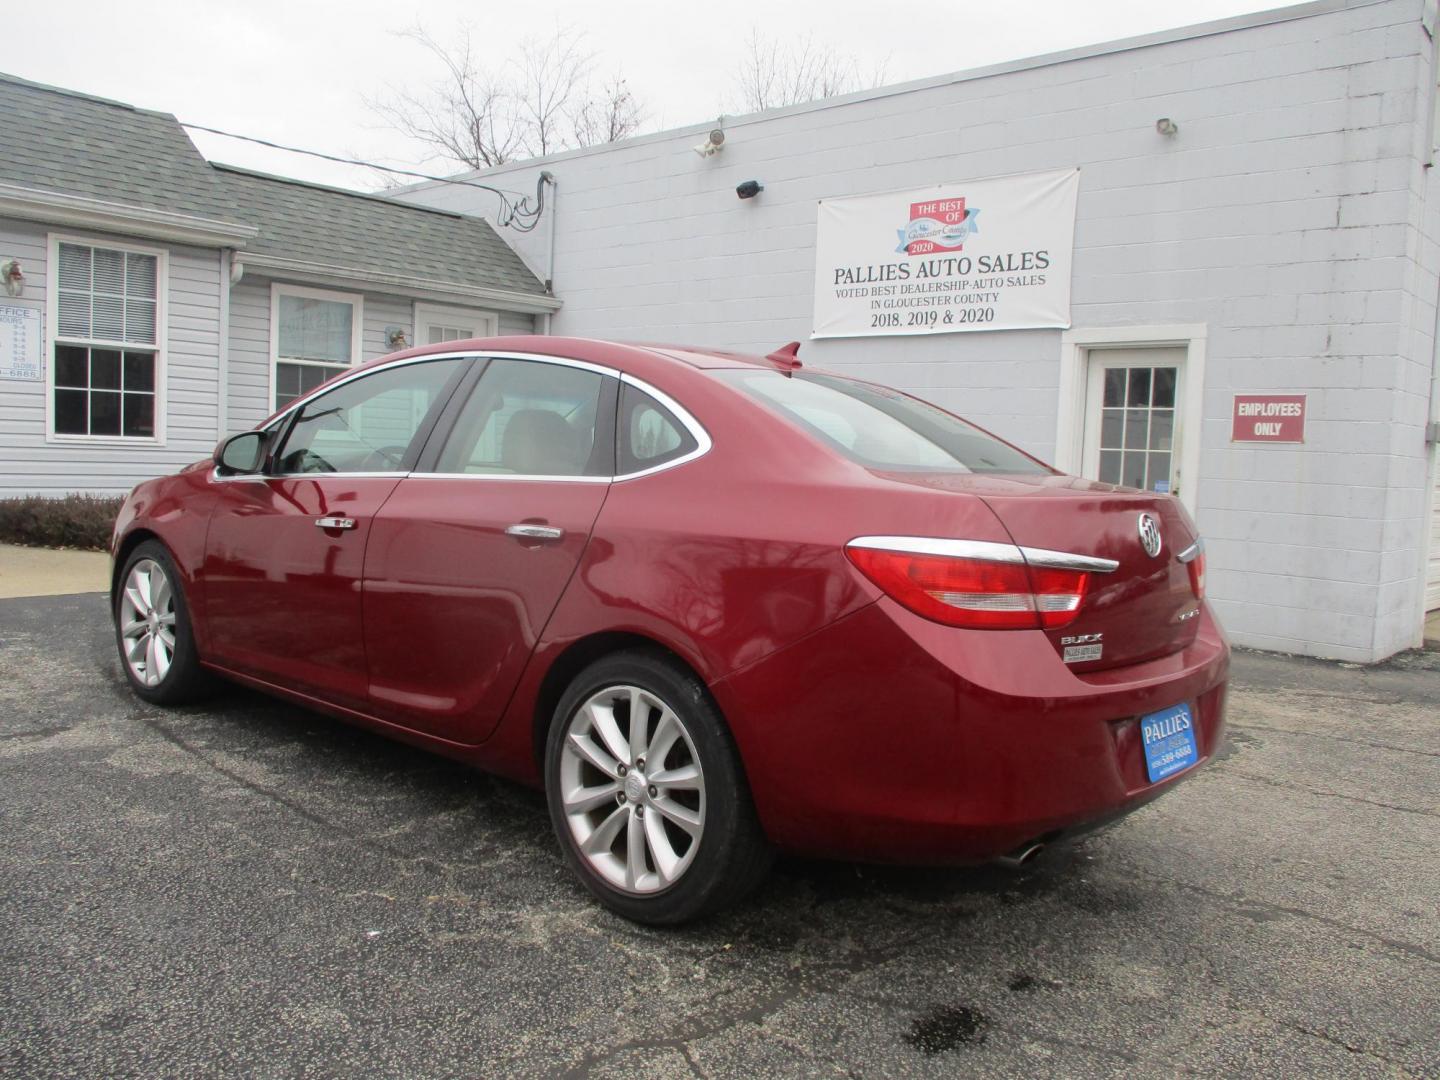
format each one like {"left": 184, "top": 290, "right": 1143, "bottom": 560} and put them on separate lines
{"left": 733, "top": 28, "right": 887, "bottom": 112}
{"left": 369, "top": 22, "right": 646, "bottom": 171}
{"left": 570, "top": 76, "right": 644, "bottom": 147}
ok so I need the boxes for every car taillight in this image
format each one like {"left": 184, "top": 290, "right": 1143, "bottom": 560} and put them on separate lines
{"left": 845, "top": 544, "right": 1091, "bottom": 630}
{"left": 1187, "top": 549, "right": 1206, "bottom": 600}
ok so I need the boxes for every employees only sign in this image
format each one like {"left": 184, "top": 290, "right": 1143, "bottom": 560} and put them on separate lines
{"left": 1231, "top": 394, "right": 1306, "bottom": 442}
{"left": 811, "top": 168, "right": 1080, "bottom": 339}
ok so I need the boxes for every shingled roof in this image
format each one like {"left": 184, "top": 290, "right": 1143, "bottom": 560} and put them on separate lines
{"left": 0, "top": 71, "right": 548, "bottom": 299}
{"left": 212, "top": 165, "right": 548, "bottom": 297}
{"left": 0, "top": 72, "right": 232, "bottom": 220}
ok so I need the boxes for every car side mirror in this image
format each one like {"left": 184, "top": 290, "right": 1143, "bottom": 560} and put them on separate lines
{"left": 214, "top": 431, "right": 267, "bottom": 475}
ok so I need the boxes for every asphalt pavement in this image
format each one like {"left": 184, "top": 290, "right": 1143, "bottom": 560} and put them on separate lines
{"left": 1, "top": 593, "right": 1437, "bottom": 1078}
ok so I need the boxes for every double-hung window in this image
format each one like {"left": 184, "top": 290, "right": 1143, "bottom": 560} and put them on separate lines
{"left": 51, "top": 238, "right": 163, "bottom": 440}
{"left": 272, "top": 285, "right": 362, "bottom": 410}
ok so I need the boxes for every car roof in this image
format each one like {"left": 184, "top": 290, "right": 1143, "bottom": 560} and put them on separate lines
{"left": 371, "top": 336, "right": 793, "bottom": 375}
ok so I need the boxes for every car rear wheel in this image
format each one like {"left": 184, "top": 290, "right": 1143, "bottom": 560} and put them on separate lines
{"left": 545, "top": 651, "right": 771, "bottom": 924}
{"left": 114, "top": 541, "right": 212, "bottom": 705}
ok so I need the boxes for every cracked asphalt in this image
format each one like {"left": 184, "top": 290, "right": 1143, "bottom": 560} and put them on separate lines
{"left": 1, "top": 593, "right": 1437, "bottom": 1079}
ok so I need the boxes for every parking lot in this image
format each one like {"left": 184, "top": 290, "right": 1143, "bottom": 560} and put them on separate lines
{"left": 1, "top": 592, "right": 1437, "bottom": 1078}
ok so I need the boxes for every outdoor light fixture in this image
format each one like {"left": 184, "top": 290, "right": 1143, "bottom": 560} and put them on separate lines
{"left": 386, "top": 327, "right": 409, "bottom": 349}
{"left": 736, "top": 180, "right": 764, "bottom": 200}
{"left": 1, "top": 258, "right": 24, "bottom": 297}
{"left": 1156, "top": 117, "right": 1179, "bottom": 136}
{"left": 693, "top": 128, "right": 726, "bottom": 158}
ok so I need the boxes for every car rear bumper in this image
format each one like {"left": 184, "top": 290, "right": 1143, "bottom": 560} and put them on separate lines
{"left": 711, "top": 597, "right": 1229, "bottom": 864}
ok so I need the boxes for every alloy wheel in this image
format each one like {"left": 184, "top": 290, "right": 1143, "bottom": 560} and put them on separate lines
{"left": 118, "top": 558, "right": 177, "bottom": 688}
{"left": 558, "top": 684, "right": 706, "bottom": 894}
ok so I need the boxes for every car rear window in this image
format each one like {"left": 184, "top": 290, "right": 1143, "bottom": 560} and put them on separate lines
{"left": 719, "top": 370, "right": 1051, "bottom": 475}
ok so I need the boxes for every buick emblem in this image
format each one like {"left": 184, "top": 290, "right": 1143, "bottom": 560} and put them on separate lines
{"left": 1138, "top": 513, "right": 1163, "bottom": 558}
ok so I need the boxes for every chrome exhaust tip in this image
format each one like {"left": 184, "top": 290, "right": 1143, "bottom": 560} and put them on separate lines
{"left": 994, "top": 842, "right": 1046, "bottom": 869}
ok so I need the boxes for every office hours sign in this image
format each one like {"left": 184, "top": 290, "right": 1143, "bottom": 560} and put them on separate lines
{"left": 0, "top": 303, "right": 43, "bottom": 380}
{"left": 811, "top": 168, "right": 1079, "bottom": 339}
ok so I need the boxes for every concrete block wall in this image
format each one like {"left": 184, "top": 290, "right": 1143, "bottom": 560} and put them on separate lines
{"left": 398, "top": 0, "right": 1438, "bottom": 661}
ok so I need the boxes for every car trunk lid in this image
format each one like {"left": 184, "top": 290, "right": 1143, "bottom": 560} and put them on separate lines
{"left": 872, "top": 472, "right": 1202, "bottom": 671}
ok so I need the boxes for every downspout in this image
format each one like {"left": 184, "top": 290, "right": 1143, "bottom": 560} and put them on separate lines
{"left": 544, "top": 171, "right": 558, "bottom": 335}
{"left": 216, "top": 249, "right": 232, "bottom": 439}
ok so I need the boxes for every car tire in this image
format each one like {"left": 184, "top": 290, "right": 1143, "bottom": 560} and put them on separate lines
{"left": 114, "top": 540, "right": 213, "bottom": 706}
{"left": 545, "top": 650, "right": 772, "bottom": 925}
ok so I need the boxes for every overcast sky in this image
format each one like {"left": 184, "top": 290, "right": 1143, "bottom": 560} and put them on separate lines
{"left": 5, "top": 0, "right": 1282, "bottom": 196}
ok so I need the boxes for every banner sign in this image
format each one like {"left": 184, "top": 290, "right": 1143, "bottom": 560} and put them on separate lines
{"left": 811, "top": 168, "right": 1079, "bottom": 339}
{"left": 1231, "top": 394, "right": 1306, "bottom": 442}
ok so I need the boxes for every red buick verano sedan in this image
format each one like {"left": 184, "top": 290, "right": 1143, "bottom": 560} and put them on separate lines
{"left": 111, "top": 336, "right": 1228, "bottom": 923}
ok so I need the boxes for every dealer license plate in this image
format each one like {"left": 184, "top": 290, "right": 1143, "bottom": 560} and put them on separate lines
{"left": 1139, "top": 703, "right": 1198, "bottom": 783}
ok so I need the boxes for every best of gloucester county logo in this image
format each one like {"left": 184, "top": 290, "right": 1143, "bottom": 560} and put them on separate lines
{"left": 897, "top": 197, "right": 981, "bottom": 256}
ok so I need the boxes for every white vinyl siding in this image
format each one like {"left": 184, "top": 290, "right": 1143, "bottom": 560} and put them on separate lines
{"left": 228, "top": 279, "right": 536, "bottom": 433}
{"left": 0, "top": 220, "right": 223, "bottom": 496}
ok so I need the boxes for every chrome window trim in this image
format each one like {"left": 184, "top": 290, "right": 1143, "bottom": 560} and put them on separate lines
{"left": 211, "top": 469, "right": 408, "bottom": 483}
{"left": 223, "top": 350, "right": 713, "bottom": 486}
{"left": 1175, "top": 538, "right": 1204, "bottom": 564}
{"left": 262, "top": 351, "right": 491, "bottom": 431}
{"left": 847, "top": 535, "right": 1119, "bottom": 574}
{"left": 613, "top": 372, "right": 713, "bottom": 481}
{"left": 409, "top": 472, "right": 612, "bottom": 485}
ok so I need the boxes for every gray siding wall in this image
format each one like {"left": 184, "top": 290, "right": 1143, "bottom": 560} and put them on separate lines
{"left": 397, "top": 0, "right": 1436, "bottom": 661}
{"left": 0, "top": 219, "right": 222, "bottom": 496}
{"left": 225, "top": 275, "right": 535, "bottom": 432}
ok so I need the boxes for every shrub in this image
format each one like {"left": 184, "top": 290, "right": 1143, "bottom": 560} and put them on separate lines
{"left": 0, "top": 494, "right": 124, "bottom": 551}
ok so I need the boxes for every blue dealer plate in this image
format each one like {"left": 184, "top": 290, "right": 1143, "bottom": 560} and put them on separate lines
{"left": 1139, "top": 703, "right": 1198, "bottom": 783}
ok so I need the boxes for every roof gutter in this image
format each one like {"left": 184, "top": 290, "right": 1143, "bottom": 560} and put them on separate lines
{"left": 0, "top": 183, "right": 256, "bottom": 248}
{"left": 235, "top": 252, "right": 562, "bottom": 313}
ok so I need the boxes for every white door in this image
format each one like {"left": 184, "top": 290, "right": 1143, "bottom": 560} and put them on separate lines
{"left": 413, "top": 304, "right": 498, "bottom": 346}
{"left": 1081, "top": 347, "right": 1187, "bottom": 498}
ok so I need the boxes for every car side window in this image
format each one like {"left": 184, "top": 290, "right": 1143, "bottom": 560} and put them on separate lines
{"left": 274, "top": 358, "right": 465, "bottom": 474}
{"left": 434, "top": 358, "right": 612, "bottom": 477}
{"left": 618, "top": 384, "right": 697, "bottom": 475}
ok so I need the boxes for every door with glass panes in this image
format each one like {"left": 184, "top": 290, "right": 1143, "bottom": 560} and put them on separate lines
{"left": 1081, "top": 347, "right": 1186, "bottom": 498}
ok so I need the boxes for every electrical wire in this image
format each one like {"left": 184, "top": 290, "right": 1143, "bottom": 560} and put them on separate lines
{"left": 179, "top": 120, "right": 549, "bottom": 230}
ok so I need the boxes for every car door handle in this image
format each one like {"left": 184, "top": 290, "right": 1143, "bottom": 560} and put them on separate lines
{"left": 315, "top": 516, "right": 357, "bottom": 530}
{"left": 505, "top": 523, "right": 564, "bottom": 541}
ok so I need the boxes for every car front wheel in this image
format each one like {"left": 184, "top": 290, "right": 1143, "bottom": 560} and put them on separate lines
{"left": 114, "top": 541, "right": 211, "bottom": 705}
{"left": 545, "top": 651, "right": 771, "bottom": 924}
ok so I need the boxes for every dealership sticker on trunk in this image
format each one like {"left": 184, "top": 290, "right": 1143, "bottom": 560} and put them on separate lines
{"left": 1140, "top": 703, "right": 1198, "bottom": 783}
{"left": 1063, "top": 643, "right": 1102, "bottom": 663}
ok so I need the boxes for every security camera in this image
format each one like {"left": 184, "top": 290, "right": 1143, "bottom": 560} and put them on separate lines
{"left": 735, "top": 180, "right": 763, "bottom": 200}
{"left": 693, "top": 128, "right": 725, "bottom": 157}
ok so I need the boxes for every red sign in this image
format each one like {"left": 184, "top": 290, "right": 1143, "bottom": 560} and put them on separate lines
{"left": 1231, "top": 394, "right": 1306, "bottom": 442}
{"left": 901, "top": 197, "right": 974, "bottom": 256}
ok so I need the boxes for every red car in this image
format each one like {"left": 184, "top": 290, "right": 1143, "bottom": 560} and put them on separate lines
{"left": 111, "top": 337, "right": 1228, "bottom": 924}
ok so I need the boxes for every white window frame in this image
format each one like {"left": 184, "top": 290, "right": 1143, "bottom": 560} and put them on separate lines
{"left": 412, "top": 302, "right": 498, "bottom": 347}
{"left": 45, "top": 232, "right": 168, "bottom": 445}
{"left": 269, "top": 282, "right": 364, "bottom": 410}
{"left": 1055, "top": 325, "right": 1207, "bottom": 517}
